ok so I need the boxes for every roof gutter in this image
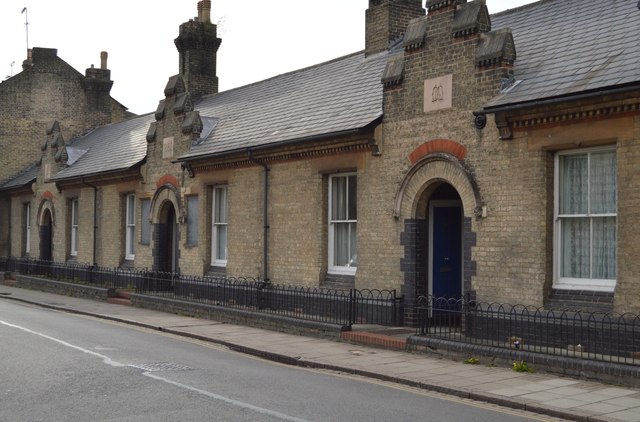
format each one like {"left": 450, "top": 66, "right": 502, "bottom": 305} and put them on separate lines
{"left": 177, "top": 123, "right": 379, "bottom": 165}
{"left": 479, "top": 84, "right": 640, "bottom": 116}
{"left": 52, "top": 164, "right": 143, "bottom": 185}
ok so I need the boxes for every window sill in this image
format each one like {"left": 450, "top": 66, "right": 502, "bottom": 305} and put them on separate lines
{"left": 553, "top": 279, "right": 616, "bottom": 293}
{"left": 328, "top": 267, "right": 357, "bottom": 277}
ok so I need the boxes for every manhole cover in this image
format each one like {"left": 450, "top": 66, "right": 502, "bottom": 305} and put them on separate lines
{"left": 129, "top": 362, "right": 193, "bottom": 372}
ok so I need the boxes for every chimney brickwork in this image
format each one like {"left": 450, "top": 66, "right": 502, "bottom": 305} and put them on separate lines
{"left": 175, "top": 0, "right": 221, "bottom": 100}
{"left": 366, "top": 0, "right": 425, "bottom": 57}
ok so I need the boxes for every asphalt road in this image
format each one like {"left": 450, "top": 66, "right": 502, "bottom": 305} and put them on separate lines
{"left": 0, "top": 300, "right": 560, "bottom": 422}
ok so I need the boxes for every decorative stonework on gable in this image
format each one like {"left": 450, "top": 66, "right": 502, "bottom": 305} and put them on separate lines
{"left": 164, "top": 75, "right": 186, "bottom": 97}
{"left": 424, "top": 74, "right": 453, "bottom": 112}
{"left": 403, "top": 17, "right": 429, "bottom": 51}
{"left": 155, "top": 101, "right": 166, "bottom": 121}
{"left": 146, "top": 122, "right": 158, "bottom": 143}
{"left": 452, "top": 0, "right": 491, "bottom": 38}
{"left": 173, "top": 92, "right": 192, "bottom": 115}
{"left": 181, "top": 111, "right": 203, "bottom": 135}
{"left": 476, "top": 28, "right": 516, "bottom": 68}
{"left": 39, "top": 120, "right": 68, "bottom": 179}
{"left": 382, "top": 55, "right": 405, "bottom": 88}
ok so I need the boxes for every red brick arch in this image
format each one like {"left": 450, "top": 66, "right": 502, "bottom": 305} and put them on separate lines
{"left": 408, "top": 139, "right": 467, "bottom": 165}
{"left": 156, "top": 174, "right": 179, "bottom": 189}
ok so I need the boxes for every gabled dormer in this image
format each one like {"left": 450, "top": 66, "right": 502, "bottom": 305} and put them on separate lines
{"left": 38, "top": 120, "right": 68, "bottom": 183}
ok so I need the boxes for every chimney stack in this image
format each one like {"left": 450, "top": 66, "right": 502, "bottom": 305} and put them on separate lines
{"left": 175, "top": 1, "right": 222, "bottom": 99}
{"left": 22, "top": 48, "right": 33, "bottom": 70}
{"left": 365, "top": 0, "right": 425, "bottom": 57}
{"left": 100, "top": 51, "right": 108, "bottom": 70}
{"left": 198, "top": 0, "right": 211, "bottom": 23}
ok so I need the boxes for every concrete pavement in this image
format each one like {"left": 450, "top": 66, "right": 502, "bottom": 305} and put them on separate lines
{"left": 2, "top": 285, "right": 640, "bottom": 422}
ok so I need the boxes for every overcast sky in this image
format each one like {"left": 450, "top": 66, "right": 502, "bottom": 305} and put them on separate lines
{"left": 0, "top": 0, "right": 536, "bottom": 115}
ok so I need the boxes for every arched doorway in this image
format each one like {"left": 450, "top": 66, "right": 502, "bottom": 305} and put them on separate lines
{"left": 427, "top": 184, "right": 463, "bottom": 300}
{"left": 156, "top": 201, "right": 179, "bottom": 273}
{"left": 395, "top": 152, "right": 483, "bottom": 325}
{"left": 40, "top": 209, "right": 53, "bottom": 261}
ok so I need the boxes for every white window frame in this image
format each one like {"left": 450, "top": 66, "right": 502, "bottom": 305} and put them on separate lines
{"left": 70, "top": 198, "right": 79, "bottom": 256}
{"left": 125, "top": 193, "right": 136, "bottom": 260}
{"left": 554, "top": 147, "right": 617, "bottom": 292}
{"left": 211, "top": 186, "right": 228, "bottom": 267}
{"left": 328, "top": 173, "right": 357, "bottom": 275}
{"left": 24, "top": 202, "right": 31, "bottom": 254}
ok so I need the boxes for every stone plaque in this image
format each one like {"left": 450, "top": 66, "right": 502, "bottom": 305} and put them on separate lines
{"left": 424, "top": 74, "right": 453, "bottom": 113}
{"left": 162, "top": 136, "right": 174, "bottom": 159}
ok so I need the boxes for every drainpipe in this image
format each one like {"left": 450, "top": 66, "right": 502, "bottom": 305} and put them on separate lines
{"left": 248, "top": 150, "right": 270, "bottom": 282}
{"left": 7, "top": 197, "right": 11, "bottom": 259}
{"left": 81, "top": 179, "right": 98, "bottom": 266}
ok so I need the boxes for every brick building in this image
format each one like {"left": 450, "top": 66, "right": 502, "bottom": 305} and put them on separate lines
{"left": 0, "top": 47, "right": 131, "bottom": 256}
{"left": 1, "top": 0, "right": 639, "bottom": 320}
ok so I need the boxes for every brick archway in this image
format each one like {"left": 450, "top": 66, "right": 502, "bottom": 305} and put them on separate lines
{"left": 150, "top": 184, "right": 183, "bottom": 225}
{"left": 394, "top": 153, "right": 482, "bottom": 220}
{"left": 395, "top": 149, "right": 482, "bottom": 326}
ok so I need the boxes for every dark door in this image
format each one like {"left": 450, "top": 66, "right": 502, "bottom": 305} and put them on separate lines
{"left": 39, "top": 210, "right": 53, "bottom": 261}
{"left": 432, "top": 205, "right": 462, "bottom": 300}
{"left": 156, "top": 204, "right": 177, "bottom": 274}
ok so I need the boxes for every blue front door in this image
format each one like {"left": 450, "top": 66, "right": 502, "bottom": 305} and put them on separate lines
{"left": 431, "top": 205, "right": 462, "bottom": 299}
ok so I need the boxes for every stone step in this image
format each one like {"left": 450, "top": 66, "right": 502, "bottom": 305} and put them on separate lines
{"left": 106, "top": 297, "right": 131, "bottom": 306}
{"left": 341, "top": 330, "right": 408, "bottom": 351}
{"left": 115, "top": 289, "right": 133, "bottom": 300}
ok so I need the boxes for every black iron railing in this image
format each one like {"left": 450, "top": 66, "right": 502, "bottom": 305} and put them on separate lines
{"left": 416, "top": 295, "right": 640, "bottom": 366}
{"left": 0, "top": 257, "right": 402, "bottom": 327}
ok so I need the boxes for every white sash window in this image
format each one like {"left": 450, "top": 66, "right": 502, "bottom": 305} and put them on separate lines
{"left": 329, "top": 174, "right": 357, "bottom": 275}
{"left": 125, "top": 194, "right": 136, "bottom": 260}
{"left": 211, "top": 186, "right": 228, "bottom": 266}
{"left": 555, "top": 148, "right": 616, "bottom": 291}
{"left": 70, "top": 198, "right": 79, "bottom": 256}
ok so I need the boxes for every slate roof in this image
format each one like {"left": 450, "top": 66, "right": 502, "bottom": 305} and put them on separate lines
{"left": 0, "top": 164, "right": 37, "bottom": 191}
{"left": 485, "top": 0, "right": 640, "bottom": 109}
{"left": 180, "top": 51, "right": 388, "bottom": 160}
{"left": 52, "top": 113, "right": 154, "bottom": 182}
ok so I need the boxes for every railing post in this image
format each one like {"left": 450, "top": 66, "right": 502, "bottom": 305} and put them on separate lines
{"left": 349, "top": 289, "right": 357, "bottom": 326}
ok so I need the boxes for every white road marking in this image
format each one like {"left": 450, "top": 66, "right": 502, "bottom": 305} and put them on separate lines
{"left": 0, "top": 318, "right": 309, "bottom": 422}
{"left": 0, "top": 319, "right": 124, "bottom": 368}
{"left": 143, "top": 371, "right": 309, "bottom": 422}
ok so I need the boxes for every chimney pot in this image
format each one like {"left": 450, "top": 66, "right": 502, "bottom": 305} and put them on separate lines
{"left": 100, "top": 51, "right": 108, "bottom": 70}
{"left": 197, "top": 0, "right": 211, "bottom": 23}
